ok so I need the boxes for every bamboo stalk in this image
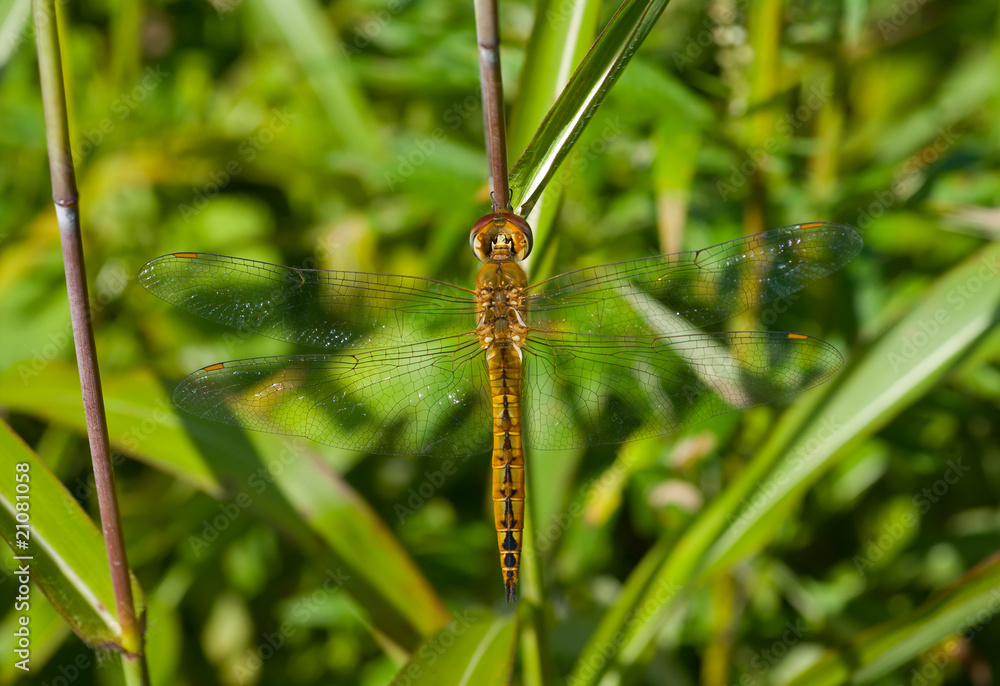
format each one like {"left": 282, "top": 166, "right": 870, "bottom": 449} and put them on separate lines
{"left": 474, "top": 0, "right": 511, "bottom": 210}
{"left": 32, "top": 1, "right": 147, "bottom": 682}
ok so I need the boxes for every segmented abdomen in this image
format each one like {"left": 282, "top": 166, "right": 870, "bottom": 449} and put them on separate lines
{"left": 488, "top": 343, "right": 524, "bottom": 601}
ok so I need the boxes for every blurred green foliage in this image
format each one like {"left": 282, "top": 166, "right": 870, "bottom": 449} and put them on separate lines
{"left": 1, "top": 0, "right": 1000, "bottom": 684}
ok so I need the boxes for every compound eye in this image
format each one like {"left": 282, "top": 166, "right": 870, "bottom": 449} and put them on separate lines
{"left": 469, "top": 214, "right": 495, "bottom": 261}
{"left": 505, "top": 214, "right": 533, "bottom": 260}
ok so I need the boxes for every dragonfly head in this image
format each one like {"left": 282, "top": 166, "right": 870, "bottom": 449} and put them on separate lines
{"left": 470, "top": 212, "right": 533, "bottom": 262}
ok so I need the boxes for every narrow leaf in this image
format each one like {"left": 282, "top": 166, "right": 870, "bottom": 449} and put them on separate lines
{"left": 0, "top": 363, "right": 450, "bottom": 650}
{"left": 507, "top": 0, "right": 601, "bottom": 278}
{"left": 569, "top": 239, "right": 1000, "bottom": 685}
{"left": 391, "top": 611, "right": 517, "bottom": 686}
{"left": 0, "top": 418, "right": 145, "bottom": 648}
{"left": 782, "top": 555, "right": 1000, "bottom": 686}
{"left": 508, "top": 0, "right": 670, "bottom": 216}
{"left": 0, "top": 0, "right": 30, "bottom": 67}
{"left": 705, "top": 240, "right": 1000, "bottom": 572}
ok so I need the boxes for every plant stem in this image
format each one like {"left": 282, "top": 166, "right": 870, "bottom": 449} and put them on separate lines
{"left": 518, "top": 480, "right": 556, "bottom": 686}
{"left": 32, "top": 0, "right": 147, "bottom": 681}
{"left": 474, "top": 0, "right": 510, "bottom": 211}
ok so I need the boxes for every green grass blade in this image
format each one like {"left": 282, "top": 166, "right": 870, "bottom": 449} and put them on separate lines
{"left": 508, "top": 0, "right": 671, "bottom": 216}
{"left": 0, "top": 418, "right": 145, "bottom": 648}
{"left": 569, "top": 239, "right": 1000, "bottom": 685}
{"left": 507, "top": 0, "right": 601, "bottom": 157}
{"left": 705, "top": 239, "right": 1000, "bottom": 572}
{"left": 506, "top": 0, "right": 601, "bottom": 276}
{"left": 0, "top": 365, "right": 227, "bottom": 493}
{"left": 782, "top": 555, "right": 1000, "bottom": 686}
{"left": 651, "top": 110, "right": 702, "bottom": 253}
{"left": 0, "top": 0, "right": 30, "bottom": 68}
{"left": 0, "top": 363, "right": 450, "bottom": 651}
{"left": 391, "top": 611, "right": 517, "bottom": 686}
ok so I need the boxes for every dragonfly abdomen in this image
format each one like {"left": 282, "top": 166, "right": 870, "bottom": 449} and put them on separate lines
{"left": 488, "top": 343, "right": 525, "bottom": 602}
{"left": 473, "top": 223, "right": 530, "bottom": 601}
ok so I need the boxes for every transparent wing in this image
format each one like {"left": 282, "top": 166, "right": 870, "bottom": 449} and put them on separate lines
{"left": 525, "top": 222, "right": 862, "bottom": 335}
{"left": 521, "top": 330, "right": 843, "bottom": 450}
{"left": 139, "top": 253, "right": 478, "bottom": 349}
{"left": 172, "top": 336, "right": 493, "bottom": 457}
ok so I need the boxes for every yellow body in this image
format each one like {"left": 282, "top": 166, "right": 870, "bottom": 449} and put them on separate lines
{"left": 475, "top": 257, "right": 528, "bottom": 600}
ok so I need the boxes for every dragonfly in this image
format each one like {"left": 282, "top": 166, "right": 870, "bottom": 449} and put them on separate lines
{"left": 139, "top": 213, "right": 861, "bottom": 600}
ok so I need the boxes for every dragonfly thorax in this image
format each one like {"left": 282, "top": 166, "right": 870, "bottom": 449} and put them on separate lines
{"left": 470, "top": 212, "right": 533, "bottom": 262}
{"left": 475, "top": 261, "right": 528, "bottom": 350}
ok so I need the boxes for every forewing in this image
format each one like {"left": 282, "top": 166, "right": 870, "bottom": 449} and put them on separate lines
{"left": 524, "top": 222, "right": 862, "bottom": 335}
{"left": 522, "top": 331, "right": 843, "bottom": 450}
{"left": 173, "top": 337, "right": 493, "bottom": 457}
{"left": 139, "top": 253, "right": 477, "bottom": 349}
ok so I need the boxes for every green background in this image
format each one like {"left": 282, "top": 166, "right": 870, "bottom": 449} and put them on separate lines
{"left": 1, "top": 0, "right": 999, "bottom": 684}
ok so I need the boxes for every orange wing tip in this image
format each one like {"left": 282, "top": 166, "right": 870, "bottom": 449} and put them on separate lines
{"left": 787, "top": 333, "right": 809, "bottom": 340}
{"left": 798, "top": 222, "right": 825, "bottom": 230}
{"left": 172, "top": 252, "right": 200, "bottom": 259}
{"left": 203, "top": 363, "right": 226, "bottom": 371}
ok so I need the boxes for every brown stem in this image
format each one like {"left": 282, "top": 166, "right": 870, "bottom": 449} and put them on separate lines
{"left": 474, "top": 0, "right": 511, "bottom": 211}
{"left": 32, "top": 0, "right": 147, "bottom": 677}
